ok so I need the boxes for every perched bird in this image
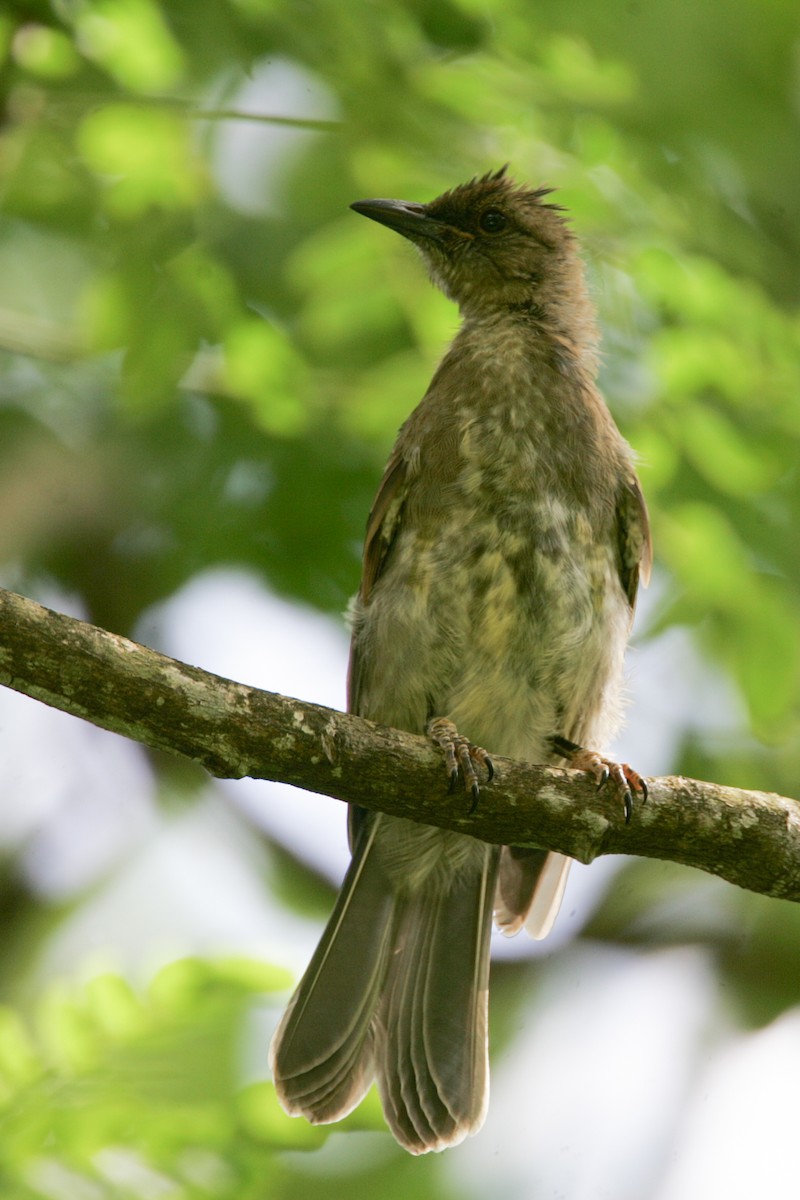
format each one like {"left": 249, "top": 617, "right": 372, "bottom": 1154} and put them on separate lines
{"left": 270, "top": 167, "right": 652, "bottom": 1154}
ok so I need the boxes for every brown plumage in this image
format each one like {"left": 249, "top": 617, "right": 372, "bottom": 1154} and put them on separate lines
{"left": 270, "top": 167, "right": 651, "bottom": 1153}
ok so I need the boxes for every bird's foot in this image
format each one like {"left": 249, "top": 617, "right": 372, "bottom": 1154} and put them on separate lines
{"left": 550, "top": 735, "right": 647, "bottom": 825}
{"left": 427, "top": 717, "right": 494, "bottom": 815}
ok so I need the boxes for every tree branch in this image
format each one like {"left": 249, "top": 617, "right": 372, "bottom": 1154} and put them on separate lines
{"left": 0, "top": 587, "right": 798, "bottom": 902}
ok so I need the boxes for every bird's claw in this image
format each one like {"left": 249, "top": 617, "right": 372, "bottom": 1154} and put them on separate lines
{"left": 550, "top": 734, "right": 647, "bottom": 824}
{"left": 428, "top": 717, "right": 494, "bottom": 813}
{"left": 468, "top": 782, "right": 481, "bottom": 816}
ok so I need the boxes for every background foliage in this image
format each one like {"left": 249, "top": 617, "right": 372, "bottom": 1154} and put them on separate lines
{"left": 1, "top": 0, "right": 799, "bottom": 1196}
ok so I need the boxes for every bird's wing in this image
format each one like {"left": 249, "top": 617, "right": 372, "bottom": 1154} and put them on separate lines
{"left": 347, "top": 450, "right": 410, "bottom": 712}
{"left": 616, "top": 474, "right": 652, "bottom": 610}
{"left": 360, "top": 451, "right": 410, "bottom": 606}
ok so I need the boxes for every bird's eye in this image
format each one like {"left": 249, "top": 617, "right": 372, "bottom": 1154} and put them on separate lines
{"left": 479, "top": 209, "right": 507, "bottom": 233}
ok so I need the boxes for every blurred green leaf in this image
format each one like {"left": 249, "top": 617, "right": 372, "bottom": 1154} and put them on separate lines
{"left": 222, "top": 317, "right": 311, "bottom": 435}
{"left": 11, "top": 23, "right": 81, "bottom": 80}
{"left": 237, "top": 1081, "right": 329, "bottom": 1149}
{"left": 681, "top": 404, "right": 778, "bottom": 496}
{"left": 77, "top": 105, "right": 204, "bottom": 217}
{"left": 0, "top": 963, "right": 290, "bottom": 1194}
{"left": 0, "top": 1009, "right": 42, "bottom": 1091}
{"left": 71, "top": 0, "right": 186, "bottom": 92}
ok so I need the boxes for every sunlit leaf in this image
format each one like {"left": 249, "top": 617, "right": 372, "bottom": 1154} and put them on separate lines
{"left": 11, "top": 23, "right": 81, "bottom": 79}
{"left": 237, "top": 1082, "right": 329, "bottom": 1149}
{"left": 77, "top": 105, "right": 204, "bottom": 216}
{"left": 681, "top": 405, "right": 778, "bottom": 496}
{"left": 223, "top": 317, "right": 310, "bottom": 435}
{"left": 72, "top": 0, "right": 185, "bottom": 92}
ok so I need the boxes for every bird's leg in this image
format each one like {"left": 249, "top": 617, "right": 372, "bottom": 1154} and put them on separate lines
{"left": 549, "top": 735, "right": 648, "bottom": 825}
{"left": 427, "top": 717, "right": 494, "bottom": 815}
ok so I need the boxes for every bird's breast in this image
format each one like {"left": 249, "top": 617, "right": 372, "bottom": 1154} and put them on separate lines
{"left": 355, "top": 363, "right": 632, "bottom": 755}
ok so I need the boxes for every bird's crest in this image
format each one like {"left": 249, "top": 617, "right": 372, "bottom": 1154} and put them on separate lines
{"left": 429, "top": 165, "right": 566, "bottom": 219}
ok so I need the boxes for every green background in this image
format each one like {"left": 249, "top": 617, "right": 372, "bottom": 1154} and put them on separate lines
{"left": 0, "top": 1, "right": 799, "bottom": 1196}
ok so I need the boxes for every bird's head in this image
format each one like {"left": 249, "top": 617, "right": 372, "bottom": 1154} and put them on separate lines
{"left": 351, "top": 167, "right": 589, "bottom": 328}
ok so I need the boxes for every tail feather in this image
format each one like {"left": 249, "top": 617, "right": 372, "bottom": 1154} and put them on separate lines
{"left": 376, "top": 843, "right": 499, "bottom": 1153}
{"left": 381, "top": 898, "right": 442, "bottom": 1149}
{"left": 496, "top": 847, "right": 572, "bottom": 940}
{"left": 523, "top": 851, "right": 571, "bottom": 940}
{"left": 269, "top": 820, "right": 396, "bottom": 1124}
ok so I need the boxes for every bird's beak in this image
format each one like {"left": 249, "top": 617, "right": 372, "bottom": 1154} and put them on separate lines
{"left": 350, "top": 197, "right": 445, "bottom": 242}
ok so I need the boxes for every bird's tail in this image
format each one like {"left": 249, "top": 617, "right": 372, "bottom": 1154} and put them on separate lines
{"left": 270, "top": 818, "right": 500, "bottom": 1153}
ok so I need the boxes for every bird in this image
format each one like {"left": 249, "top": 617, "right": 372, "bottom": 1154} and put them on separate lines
{"left": 270, "top": 166, "right": 652, "bottom": 1154}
